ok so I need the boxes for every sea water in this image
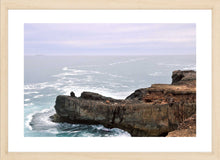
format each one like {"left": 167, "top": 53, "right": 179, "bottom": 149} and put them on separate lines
{"left": 24, "top": 55, "right": 196, "bottom": 137}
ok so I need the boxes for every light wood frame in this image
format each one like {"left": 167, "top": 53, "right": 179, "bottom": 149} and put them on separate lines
{"left": 1, "top": 0, "right": 220, "bottom": 160}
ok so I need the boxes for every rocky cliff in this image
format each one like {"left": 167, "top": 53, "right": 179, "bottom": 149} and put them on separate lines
{"left": 166, "top": 114, "right": 196, "bottom": 137}
{"left": 51, "top": 70, "right": 196, "bottom": 137}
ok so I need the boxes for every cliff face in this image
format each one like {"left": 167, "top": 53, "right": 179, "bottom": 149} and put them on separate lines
{"left": 51, "top": 70, "right": 196, "bottom": 137}
{"left": 172, "top": 70, "right": 196, "bottom": 87}
{"left": 166, "top": 114, "right": 196, "bottom": 137}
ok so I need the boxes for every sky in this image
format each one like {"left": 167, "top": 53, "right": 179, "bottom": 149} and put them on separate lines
{"left": 24, "top": 23, "right": 196, "bottom": 56}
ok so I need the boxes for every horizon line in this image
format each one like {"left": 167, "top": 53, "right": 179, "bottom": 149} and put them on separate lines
{"left": 24, "top": 53, "right": 196, "bottom": 56}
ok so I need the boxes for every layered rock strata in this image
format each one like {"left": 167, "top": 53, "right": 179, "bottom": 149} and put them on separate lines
{"left": 166, "top": 114, "right": 196, "bottom": 137}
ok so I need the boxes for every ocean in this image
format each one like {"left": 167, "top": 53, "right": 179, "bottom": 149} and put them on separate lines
{"left": 24, "top": 55, "right": 196, "bottom": 137}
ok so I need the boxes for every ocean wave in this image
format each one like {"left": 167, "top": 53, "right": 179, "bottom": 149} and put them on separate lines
{"left": 109, "top": 128, "right": 131, "bottom": 137}
{"left": 24, "top": 67, "right": 127, "bottom": 100}
{"left": 26, "top": 112, "right": 35, "bottom": 130}
{"left": 51, "top": 70, "right": 131, "bottom": 99}
{"left": 62, "top": 67, "right": 68, "bottom": 71}
{"left": 182, "top": 64, "right": 196, "bottom": 70}
{"left": 62, "top": 64, "right": 100, "bottom": 70}
{"left": 46, "top": 94, "right": 55, "bottom": 97}
{"left": 27, "top": 108, "right": 131, "bottom": 137}
{"left": 24, "top": 103, "right": 34, "bottom": 107}
{"left": 24, "top": 91, "right": 39, "bottom": 95}
{"left": 24, "top": 82, "right": 49, "bottom": 90}
{"left": 61, "top": 67, "right": 124, "bottom": 79}
{"left": 53, "top": 72, "right": 80, "bottom": 77}
{"left": 149, "top": 72, "right": 162, "bottom": 76}
{"left": 28, "top": 108, "right": 56, "bottom": 131}
{"left": 105, "top": 73, "right": 122, "bottom": 78}
{"left": 24, "top": 82, "right": 63, "bottom": 92}
{"left": 90, "top": 125, "right": 131, "bottom": 137}
{"left": 24, "top": 99, "right": 30, "bottom": 102}
{"left": 33, "top": 95, "right": 44, "bottom": 99}
{"left": 53, "top": 69, "right": 101, "bottom": 78}
{"left": 109, "top": 58, "right": 146, "bottom": 66}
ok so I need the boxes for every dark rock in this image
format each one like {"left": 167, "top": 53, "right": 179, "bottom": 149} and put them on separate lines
{"left": 172, "top": 70, "right": 196, "bottom": 86}
{"left": 125, "top": 88, "right": 148, "bottom": 100}
{"left": 70, "top": 91, "right": 75, "bottom": 97}
{"left": 80, "top": 91, "right": 120, "bottom": 102}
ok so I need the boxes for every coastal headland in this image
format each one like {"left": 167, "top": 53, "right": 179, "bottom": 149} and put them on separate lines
{"left": 50, "top": 70, "right": 196, "bottom": 137}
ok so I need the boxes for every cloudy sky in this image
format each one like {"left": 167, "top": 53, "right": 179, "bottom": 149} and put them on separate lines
{"left": 24, "top": 23, "right": 196, "bottom": 56}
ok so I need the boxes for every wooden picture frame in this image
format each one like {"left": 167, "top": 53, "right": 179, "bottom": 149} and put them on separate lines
{"left": 1, "top": 0, "right": 219, "bottom": 160}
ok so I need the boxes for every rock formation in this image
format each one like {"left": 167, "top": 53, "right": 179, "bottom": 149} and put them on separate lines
{"left": 166, "top": 114, "right": 196, "bottom": 137}
{"left": 51, "top": 70, "right": 196, "bottom": 137}
{"left": 70, "top": 91, "right": 75, "bottom": 97}
{"left": 172, "top": 70, "right": 196, "bottom": 87}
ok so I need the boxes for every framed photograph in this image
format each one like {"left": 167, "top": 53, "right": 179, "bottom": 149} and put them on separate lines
{"left": 1, "top": 0, "right": 219, "bottom": 160}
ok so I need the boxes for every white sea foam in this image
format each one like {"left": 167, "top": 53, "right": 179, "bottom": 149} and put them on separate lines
{"left": 110, "top": 128, "right": 131, "bottom": 137}
{"left": 62, "top": 67, "right": 68, "bottom": 71}
{"left": 26, "top": 113, "right": 34, "bottom": 130}
{"left": 26, "top": 108, "right": 56, "bottom": 131}
{"left": 64, "top": 64, "right": 100, "bottom": 70}
{"left": 46, "top": 128, "right": 59, "bottom": 134}
{"left": 109, "top": 58, "right": 146, "bottom": 66}
{"left": 52, "top": 72, "right": 78, "bottom": 77}
{"left": 24, "top": 99, "right": 30, "bottom": 102}
{"left": 24, "top": 82, "right": 48, "bottom": 90}
{"left": 105, "top": 73, "right": 122, "bottom": 78}
{"left": 24, "top": 91, "right": 39, "bottom": 95}
{"left": 149, "top": 72, "right": 162, "bottom": 76}
{"left": 46, "top": 94, "right": 55, "bottom": 97}
{"left": 182, "top": 64, "right": 196, "bottom": 70}
{"left": 24, "top": 103, "right": 34, "bottom": 107}
{"left": 27, "top": 106, "right": 132, "bottom": 137}
{"left": 24, "top": 65, "right": 134, "bottom": 102}
{"left": 26, "top": 108, "right": 53, "bottom": 130}
{"left": 33, "top": 95, "right": 44, "bottom": 99}
{"left": 91, "top": 125, "right": 131, "bottom": 137}
{"left": 53, "top": 69, "right": 101, "bottom": 78}
{"left": 52, "top": 70, "right": 132, "bottom": 99}
{"left": 24, "top": 82, "right": 63, "bottom": 93}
